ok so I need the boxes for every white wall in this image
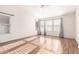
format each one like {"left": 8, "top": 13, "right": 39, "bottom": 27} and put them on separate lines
{"left": 0, "top": 6, "right": 37, "bottom": 43}
{"left": 76, "top": 6, "right": 79, "bottom": 46}
{"left": 62, "top": 12, "right": 75, "bottom": 39}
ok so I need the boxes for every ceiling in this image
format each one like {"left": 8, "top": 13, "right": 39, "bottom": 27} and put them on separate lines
{"left": 18, "top": 5, "right": 76, "bottom": 18}
{"left": 32, "top": 5, "right": 76, "bottom": 18}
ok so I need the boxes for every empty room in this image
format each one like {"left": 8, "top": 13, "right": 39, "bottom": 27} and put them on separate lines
{"left": 0, "top": 5, "right": 79, "bottom": 54}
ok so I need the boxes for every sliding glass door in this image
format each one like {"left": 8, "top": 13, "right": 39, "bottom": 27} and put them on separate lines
{"left": 37, "top": 19, "right": 61, "bottom": 36}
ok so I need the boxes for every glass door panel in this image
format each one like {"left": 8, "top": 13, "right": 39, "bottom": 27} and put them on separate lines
{"left": 40, "top": 20, "right": 45, "bottom": 35}
{"left": 53, "top": 19, "right": 61, "bottom": 36}
{"left": 54, "top": 19, "right": 61, "bottom": 26}
{"left": 45, "top": 20, "right": 53, "bottom": 35}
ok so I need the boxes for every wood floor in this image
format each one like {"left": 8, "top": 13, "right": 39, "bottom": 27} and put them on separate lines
{"left": 0, "top": 35, "right": 79, "bottom": 54}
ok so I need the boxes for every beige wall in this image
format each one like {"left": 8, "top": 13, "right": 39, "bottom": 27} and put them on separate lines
{"left": 0, "top": 6, "right": 37, "bottom": 43}
{"left": 76, "top": 6, "right": 79, "bottom": 46}
{"left": 62, "top": 12, "right": 75, "bottom": 39}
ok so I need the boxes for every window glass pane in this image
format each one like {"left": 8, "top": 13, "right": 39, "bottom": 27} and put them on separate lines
{"left": 45, "top": 20, "right": 53, "bottom": 26}
{"left": 40, "top": 27, "right": 44, "bottom": 31}
{"left": 40, "top": 20, "right": 44, "bottom": 26}
{"left": 54, "top": 26, "right": 60, "bottom": 32}
{"left": 0, "top": 15, "right": 10, "bottom": 34}
{"left": 54, "top": 19, "right": 61, "bottom": 26}
{"left": 45, "top": 26, "right": 52, "bottom": 31}
{"left": 45, "top": 20, "right": 53, "bottom": 32}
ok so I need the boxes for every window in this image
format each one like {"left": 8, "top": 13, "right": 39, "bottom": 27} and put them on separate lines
{"left": 0, "top": 14, "right": 10, "bottom": 34}
{"left": 45, "top": 20, "right": 53, "bottom": 31}
{"left": 37, "top": 18, "right": 61, "bottom": 36}
{"left": 53, "top": 19, "right": 61, "bottom": 32}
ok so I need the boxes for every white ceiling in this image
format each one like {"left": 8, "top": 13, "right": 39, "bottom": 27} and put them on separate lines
{"left": 31, "top": 5, "right": 76, "bottom": 18}
{"left": 19, "top": 5, "right": 76, "bottom": 18}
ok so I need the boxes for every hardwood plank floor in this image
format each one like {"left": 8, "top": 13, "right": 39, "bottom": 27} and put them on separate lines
{"left": 0, "top": 35, "right": 79, "bottom": 54}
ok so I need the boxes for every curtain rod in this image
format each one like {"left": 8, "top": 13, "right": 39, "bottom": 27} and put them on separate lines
{"left": 0, "top": 12, "right": 14, "bottom": 16}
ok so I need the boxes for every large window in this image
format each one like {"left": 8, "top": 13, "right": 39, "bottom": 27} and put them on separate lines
{"left": 0, "top": 14, "right": 10, "bottom": 34}
{"left": 37, "top": 18, "right": 61, "bottom": 36}
{"left": 45, "top": 20, "right": 53, "bottom": 31}
{"left": 53, "top": 19, "right": 61, "bottom": 32}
